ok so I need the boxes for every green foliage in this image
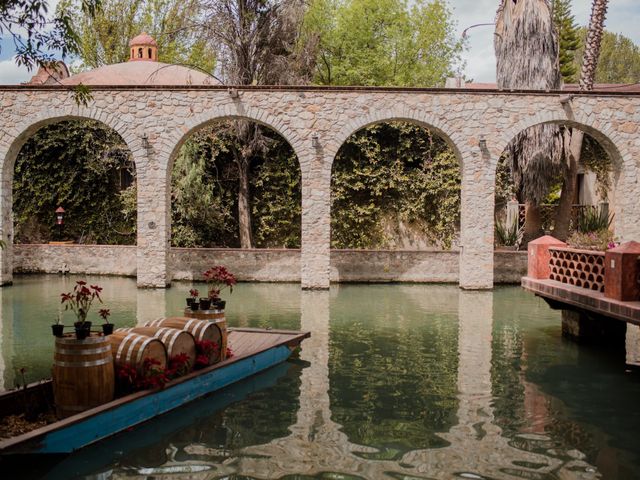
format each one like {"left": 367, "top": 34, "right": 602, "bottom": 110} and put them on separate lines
{"left": 552, "top": 0, "right": 581, "bottom": 83}
{"left": 574, "top": 27, "right": 640, "bottom": 84}
{"left": 495, "top": 216, "right": 519, "bottom": 247}
{"left": 0, "top": 0, "right": 100, "bottom": 70}
{"left": 61, "top": 0, "right": 215, "bottom": 72}
{"left": 303, "top": 0, "right": 463, "bottom": 86}
{"left": 580, "top": 134, "right": 612, "bottom": 199}
{"left": 575, "top": 205, "right": 613, "bottom": 233}
{"left": 13, "top": 120, "right": 136, "bottom": 244}
{"left": 331, "top": 122, "right": 460, "bottom": 249}
{"left": 171, "top": 123, "right": 301, "bottom": 248}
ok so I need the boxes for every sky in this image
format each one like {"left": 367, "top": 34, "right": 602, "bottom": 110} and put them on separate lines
{"left": 1, "top": 0, "right": 639, "bottom": 84}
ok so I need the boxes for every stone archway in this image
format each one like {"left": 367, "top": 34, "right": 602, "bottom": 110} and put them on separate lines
{"left": 494, "top": 113, "right": 635, "bottom": 242}
{"left": 0, "top": 110, "right": 146, "bottom": 286}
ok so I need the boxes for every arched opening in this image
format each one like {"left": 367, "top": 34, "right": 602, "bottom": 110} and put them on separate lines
{"left": 169, "top": 118, "right": 301, "bottom": 277}
{"left": 495, "top": 120, "right": 621, "bottom": 250}
{"left": 330, "top": 120, "right": 461, "bottom": 280}
{"left": 12, "top": 119, "right": 137, "bottom": 246}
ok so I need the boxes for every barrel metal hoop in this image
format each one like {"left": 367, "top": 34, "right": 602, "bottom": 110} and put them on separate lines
{"left": 116, "top": 333, "right": 137, "bottom": 362}
{"left": 54, "top": 357, "right": 111, "bottom": 367}
{"left": 56, "top": 345, "right": 112, "bottom": 355}
{"left": 56, "top": 336, "right": 105, "bottom": 345}
{"left": 136, "top": 337, "right": 156, "bottom": 365}
{"left": 126, "top": 335, "right": 145, "bottom": 363}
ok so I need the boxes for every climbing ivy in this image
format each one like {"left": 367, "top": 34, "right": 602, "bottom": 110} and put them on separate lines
{"left": 331, "top": 122, "right": 461, "bottom": 249}
{"left": 13, "top": 120, "right": 136, "bottom": 244}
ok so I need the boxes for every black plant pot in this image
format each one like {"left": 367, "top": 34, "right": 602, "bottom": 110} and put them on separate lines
{"left": 214, "top": 300, "right": 226, "bottom": 310}
{"left": 190, "top": 302, "right": 200, "bottom": 311}
{"left": 199, "top": 298, "right": 212, "bottom": 310}
{"left": 186, "top": 297, "right": 194, "bottom": 307}
{"left": 51, "top": 324, "right": 64, "bottom": 337}
{"left": 74, "top": 321, "right": 92, "bottom": 340}
{"left": 102, "top": 323, "right": 114, "bottom": 336}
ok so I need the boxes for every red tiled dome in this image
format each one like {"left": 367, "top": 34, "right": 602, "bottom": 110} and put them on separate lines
{"left": 129, "top": 32, "right": 157, "bottom": 47}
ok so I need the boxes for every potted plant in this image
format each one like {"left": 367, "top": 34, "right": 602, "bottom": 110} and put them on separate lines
{"left": 199, "top": 296, "right": 212, "bottom": 311}
{"left": 100, "top": 308, "right": 113, "bottom": 335}
{"left": 203, "top": 266, "right": 237, "bottom": 309}
{"left": 186, "top": 289, "right": 198, "bottom": 308}
{"left": 51, "top": 314, "right": 64, "bottom": 337}
{"left": 61, "top": 281, "right": 103, "bottom": 340}
{"left": 189, "top": 289, "right": 200, "bottom": 311}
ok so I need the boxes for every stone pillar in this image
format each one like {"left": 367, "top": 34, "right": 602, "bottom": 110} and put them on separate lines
{"left": 300, "top": 158, "right": 331, "bottom": 290}
{"left": 136, "top": 288, "right": 167, "bottom": 326}
{"left": 459, "top": 151, "right": 494, "bottom": 289}
{"left": 527, "top": 235, "right": 567, "bottom": 279}
{"left": 0, "top": 146, "right": 15, "bottom": 286}
{"left": 625, "top": 324, "right": 640, "bottom": 367}
{"left": 561, "top": 309, "right": 626, "bottom": 344}
{"left": 136, "top": 158, "right": 170, "bottom": 288}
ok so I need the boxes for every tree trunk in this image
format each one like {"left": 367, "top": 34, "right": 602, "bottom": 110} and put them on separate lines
{"left": 580, "top": 0, "right": 608, "bottom": 90}
{"left": 553, "top": 129, "right": 584, "bottom": 241}
{"left": 236, "top": 157, "right": 253, "bottom": 249}
{"left": 524, "top": 202, "right": 544, "bottom": 244}
{"left": 554, "top": 0, "right": 608, "bottom": 238}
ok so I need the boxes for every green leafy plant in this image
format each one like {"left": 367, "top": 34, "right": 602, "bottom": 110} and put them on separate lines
{"left": 495, "top": 216, "right": 519, "bottom": 247}
{"left": 575, "top": 206, "right": 613, "bottom": 233}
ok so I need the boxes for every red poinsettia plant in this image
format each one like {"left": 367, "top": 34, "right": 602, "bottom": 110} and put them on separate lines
{"left": 60, "top": 281, "right": 103, "bottom": 326}
{"left": 203, "top": 266, "right": 237, "bottom": 300}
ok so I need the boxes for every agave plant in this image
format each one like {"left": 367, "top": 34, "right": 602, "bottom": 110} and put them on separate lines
{"left": 575, "top": 205, "right": 613, "bottom": 233}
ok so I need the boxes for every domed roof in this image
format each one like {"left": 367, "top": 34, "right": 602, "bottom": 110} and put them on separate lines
{"left": 129, "top": 32, "right": 157, "bottom": 47}
{"left": 60, "top": 61, "right": 218, "bottom": 86}
{"left": 60, "top": 33, "right": 218, "bottom": 86}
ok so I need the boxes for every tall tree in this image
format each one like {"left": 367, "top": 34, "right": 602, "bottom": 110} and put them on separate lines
{"left": 304, "top": 0, "right": 462, "bottom": 87}
{"left": 552, "top": 0, "right": 608, "bottom": 240}
{"left": 552, "top": 0, "right": 580, "bottom": 84}
{"left": 201, "top": 0, "right": 314, "bottom": 248}
{"left": 0, "top": 0, "right": 100, "bottom": 70}
{"left": 61, "top": 0, "right": 215, "bottom": 71}
{"left": 574, "top": 27, "right": 640, "bottom": 84}
{"left": 495, "top": 0, "right": 563, "bottom": 242}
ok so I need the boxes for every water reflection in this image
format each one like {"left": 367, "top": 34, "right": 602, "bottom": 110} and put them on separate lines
{"left": 2, "top": 277, "right": 640, "bottom": 478}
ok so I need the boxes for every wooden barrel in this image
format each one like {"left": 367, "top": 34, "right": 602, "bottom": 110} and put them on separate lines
{"left": 108, "top": 331, "right": 167, "bottom": 372}
{"left": 145, "top": 317, "right": 226, "bottom": 362}
{"left": 184, "top": 308, "right": 225, "bottom": 322}
{"left": 52, "top": 335, "right": 115, "bottom": 419}
{"left": 117, "top": 327, "right": 196, "bottom": 366}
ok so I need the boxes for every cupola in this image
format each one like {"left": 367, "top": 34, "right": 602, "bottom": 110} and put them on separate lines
{"left": 128, "top": 32, "right": 158, "bottom": 62}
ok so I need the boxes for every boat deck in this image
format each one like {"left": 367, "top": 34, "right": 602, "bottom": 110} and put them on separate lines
{"left": 229, "top": 328, "right": 306, "bottom": 357}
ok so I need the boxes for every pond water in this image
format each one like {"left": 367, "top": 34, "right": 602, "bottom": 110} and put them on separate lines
{"left": 2, "top": 274, "right": 640, "bottom": 479}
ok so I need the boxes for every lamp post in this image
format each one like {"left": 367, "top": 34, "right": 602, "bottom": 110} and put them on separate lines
{"left": 55, "top": 206, "right": 65, "bottom": 240}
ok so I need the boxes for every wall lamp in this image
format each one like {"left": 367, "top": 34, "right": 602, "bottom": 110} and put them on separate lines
{"left": 311, "top": 134, "right": 321, "bottom": 149}
{"left": 228, "top": 88, "right": 240, "bottom": 98}
{"left": 559, "top": 94, "right": 575, "bottom": 105}
{"left": 479, "top": 135, "right": 487, "bottom": 149}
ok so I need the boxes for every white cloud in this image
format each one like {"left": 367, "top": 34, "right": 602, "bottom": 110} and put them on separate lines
{"left": 450, "top": 0, "right": 640, "bottom": 83}
{"left": 0, "top": 58, "right": 33, "bottom": 84}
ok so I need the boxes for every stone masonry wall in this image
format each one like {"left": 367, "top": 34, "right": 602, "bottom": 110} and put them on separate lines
{"left": 13, "top": 244, "right": 528, "bottom": 284}
{"left": 1, "top": 86, "right": 638, "bottom": 289}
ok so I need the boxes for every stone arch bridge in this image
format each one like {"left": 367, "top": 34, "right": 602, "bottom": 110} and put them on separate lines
{"left": 0, "top": 85, "right": 638, "bottom": 289}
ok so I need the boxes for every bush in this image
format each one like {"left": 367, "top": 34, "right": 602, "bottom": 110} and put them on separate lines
{"left": 567, "top": 229, "right": 614, "bottom": 251}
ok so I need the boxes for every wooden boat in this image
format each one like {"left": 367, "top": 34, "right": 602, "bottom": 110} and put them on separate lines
{"left": 0, "top": 328, "right": 309, "bottom": 455}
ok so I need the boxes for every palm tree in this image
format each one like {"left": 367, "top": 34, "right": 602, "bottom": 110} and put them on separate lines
{"left": 552, "top": 0, "right": 608, "bottom": 240}
{"left": 494, "top": 0, "right": 563, "bottom": 242}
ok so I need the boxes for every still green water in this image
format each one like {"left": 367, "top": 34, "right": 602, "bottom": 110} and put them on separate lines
{"left": 2, "top": 274, "right": 640, "bottom": 479}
